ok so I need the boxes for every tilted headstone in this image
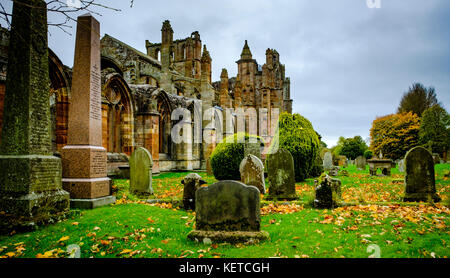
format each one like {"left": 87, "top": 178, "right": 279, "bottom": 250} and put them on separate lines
{"left": 181, "top": 173, "right": 206, "bottom": 210}
{"left": 129, "top": 147, "right": 153, "bottom": 195}
{"left": 403, "top": 147, "right": 441, "bottom": 202}
{"left": 266, "top": 148, "right": 297, "bottom": 200}
{"left": 355, "top": 156, "right": 367, "bottom": 170}
{"left": 314, "top": 175, "right": 342, "bottom": 209}
{"left": 0, "top": 0, "right": 69, "bottom": 221}
{"left": 239, "top": 154, "right": 266, "bottom": 194}
{"left": 323, "top": 152, "right": 333, "bottom": 171}
{"left": 188, "top": 181, "right": 269, "bottom": 243}
{"left": 61, "top": 14, "right": 115, "bottom": 209}
{"left": 398, "top": 159, "right": 405, "bottom": 173}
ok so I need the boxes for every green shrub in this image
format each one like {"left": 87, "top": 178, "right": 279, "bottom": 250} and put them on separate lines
{"left": 364, "top": 150, "right": 373, "bottom": 159}
{"left": 210, "top": 133, "right": 263, "bottom": 181}
{"left": 269, "top": 112, "right": 320, "bottom": 182}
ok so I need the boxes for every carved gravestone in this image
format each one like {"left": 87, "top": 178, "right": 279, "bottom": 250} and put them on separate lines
{"left": 129, "top": 147, "right": 153, "bottom": 196}
{"left": 61, "top": 14, "right": 115, "bottom": 209}
{"left": 266, "top": 148, "right": 297, "bottom": 200}
{"left": 182, "top": 173, "right": 206, "bottom": 210}
{"left": 398, "top": 159, "right": 405, "bottom": 173}
{"left": 323, "top": 152, "right": 333, "bottom": 171}
{"left": 355, "top": 156, "right": 367, "bottom": 170}
{"left": 314, "top": 175, "right": 342, "bottom": 209}
{"left": 239, "top": 154, "right": 266, "bottom": 194}
{"left": 0, "top": 0, "right": 70, "bottom": 223}
{"left": 187, "top": 181, "right": 269, "bottom": 243}
{"left": 403, "top": 147, "right": 441, "bottom": 202}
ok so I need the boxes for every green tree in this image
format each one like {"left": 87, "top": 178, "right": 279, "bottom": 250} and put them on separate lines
{"left": 269, "top": 112, "right": 320, "bottom": 182}
{"left": 397, "top": 83, "right": 439, "bottom": 117}
{"left": 340, "top": 136, "right": 368, "bottom": 160}
{"left": 419, "top": 104, "right": 450, "bottom": 155}
{"left": 370, "top": 112, "right": 420, "bottom": 160}
{"left": 330, "top": 136, "right": 346, "bottom": 158}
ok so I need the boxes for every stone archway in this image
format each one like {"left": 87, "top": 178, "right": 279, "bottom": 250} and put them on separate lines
{"left": 48, "top": 49, "right": 71, "bottom": 154}
{"left": 155, "top": 91, "right": 173, "bottom": 158}
{"left": 102, "top": 71, "right": 134, "bottom": 156}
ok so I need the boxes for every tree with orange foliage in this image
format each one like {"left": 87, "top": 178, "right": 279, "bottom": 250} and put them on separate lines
{"left": 369, "top": 112, "right": 420, "bottom": 160}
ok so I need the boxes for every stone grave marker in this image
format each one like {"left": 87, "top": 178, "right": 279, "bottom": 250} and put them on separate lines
{"left": 403, "top": 147, "right": 441, "bottom": 202}
{"left": 182, "top": 173, "right": 206, "bottom": 210}
{"left": 398, "top": 159, "right": 405, "bottom": 173}
{"left": 323, "top": 152, "right": 333, "bottom": 171}
{"left": 187, "top": 180, "right": 269, "bottom": 243}
{"left": 239, "top": 154, "right": 266, "bottom": 194}
{"left": 314, "top": 175, "right": 342, "bottom": 209}
{"left": 355, "top": 156, "right": 367, "bottom": 170}
{"left": 0, "top": 0, "right": 69, "bottom": 224}
{"left": 61, "top": 14, "right": 115, "bottom": 209}
{"left": 129, "top": 147, "right": 153, "bottom": 196}
{"left": 266, "top": 148, "right": 297, "bottom": 200}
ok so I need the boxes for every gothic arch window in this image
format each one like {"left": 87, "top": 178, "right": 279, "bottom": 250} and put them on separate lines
{"left": 156, "top": 93, "right": 172, "bottom": 157}
{"left": 48, "top": 50, "right": 70, "bottom": 154}
{"left": 182, "top": 44, "right": 186, "bottom": 60}
{"left": 102, "top": 74, "right": 134, "bottom": 155}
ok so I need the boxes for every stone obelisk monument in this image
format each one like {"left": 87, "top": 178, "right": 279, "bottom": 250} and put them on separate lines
{"left": 0, "top": 0, "right": 69, "bottom": 225}
{"left": 61, "top": 14, "right": 115, "bottom": 209}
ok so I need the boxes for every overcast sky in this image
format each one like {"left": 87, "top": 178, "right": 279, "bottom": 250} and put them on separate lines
{"left": 3, "top": 0, "right": 450, "bottom": 147}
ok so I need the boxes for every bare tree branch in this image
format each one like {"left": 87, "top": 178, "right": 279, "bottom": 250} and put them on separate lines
{"left": 0, "top": 0, "right": 133, "bottom": 35}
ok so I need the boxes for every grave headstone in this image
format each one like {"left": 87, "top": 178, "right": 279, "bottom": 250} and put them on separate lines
{"left": 61, "top": 14, "right": 115, "bottom": 209}
{"left": 187, "top": 180, "right": 269, "bottom": 243}
{"left": 314, "top": 175, "right": 342, "bottom": 209}
{"left": 129, "top": 147, "right": 153, "bottom": 195}
{"left": 398, "top": 159, "right": 405, "bottom": 173}
{"left": 403, "top": 146, "right": 441, "bottom": 202}
{"left": 0, "top": 0, "right": 69, "bottom": 223}
{"left": 182, "top": 173, "right": 206, "bottom": 210}
{"left": 266, "top": 148, "right": 297, "bottom": 200}
{"left": 355, "top": 156, "right": 367, "bottom": 170}
{"left": 239, "top": 154, "right": 266, "bottom": 194}
{"left": 323, "top": 152, "right": 333, "bottom": 171}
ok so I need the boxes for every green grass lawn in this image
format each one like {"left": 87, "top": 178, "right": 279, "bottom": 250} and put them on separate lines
{"left": 0, "top": 164, "right": 449, "bottom": 258}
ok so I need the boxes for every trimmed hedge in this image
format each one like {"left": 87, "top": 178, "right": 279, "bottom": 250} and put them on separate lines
{"left": 210, "top": 133, "right": 263, "bottom": 181}
{"left": 269, "top": 112, "right": 320, "bottom": 182}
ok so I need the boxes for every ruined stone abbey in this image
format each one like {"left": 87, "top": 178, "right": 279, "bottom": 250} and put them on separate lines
{"left": 0, "top": 20, "right": 293, "bottom": 174}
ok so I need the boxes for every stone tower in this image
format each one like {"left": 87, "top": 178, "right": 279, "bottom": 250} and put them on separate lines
{"left": 219, "top": 68, "right": 230, "bottom": 108}
{"left": 236, "top": 40, "right": 257, "bottom": 107}
{"left": 161, "top": 20, "right": 173, "bottom": 71}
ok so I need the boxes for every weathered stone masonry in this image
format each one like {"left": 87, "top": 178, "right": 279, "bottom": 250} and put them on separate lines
{"left": 0, "top": 20, "right": 293, "bottom": 173}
